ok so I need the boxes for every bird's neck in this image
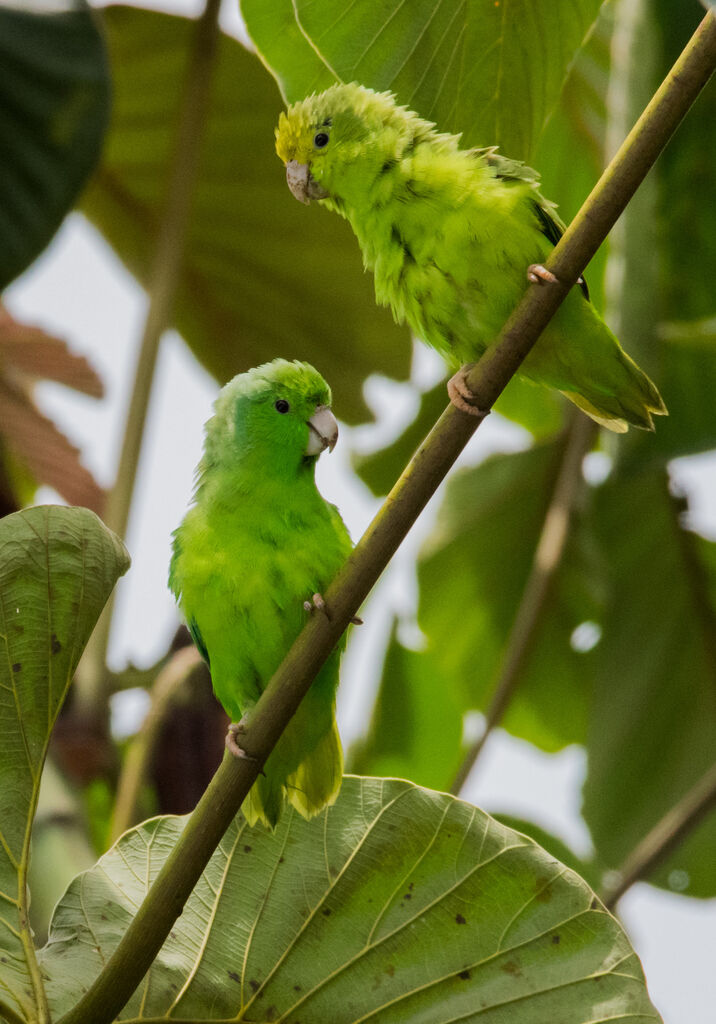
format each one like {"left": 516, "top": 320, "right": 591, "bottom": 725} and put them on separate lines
{"left": 194, "top": 452, "right": 319, "bottom": 513}
{"left": 326, "top": 132, "right": 471, "bottom": 271}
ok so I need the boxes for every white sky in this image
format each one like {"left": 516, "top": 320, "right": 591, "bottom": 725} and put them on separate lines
{"left": 5, "top": 1, "right": 716, "bottom": 1020}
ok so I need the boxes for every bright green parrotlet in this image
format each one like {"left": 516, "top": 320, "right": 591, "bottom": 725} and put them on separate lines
{"left": 276, "top": 83, "right": 666, "bottom": 432}
{"left": 169, "top": 360, "right": 352, "bottom": 828}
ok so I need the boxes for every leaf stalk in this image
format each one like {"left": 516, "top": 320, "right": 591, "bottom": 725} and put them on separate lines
{"left": 74, "top": 0, "right": 222, "bottom": 717}
{"left": 602, "top": 760, "right": 716, "bottom": 909}
{"left": 450, "top": 412, "right": 597, "bottom": 796}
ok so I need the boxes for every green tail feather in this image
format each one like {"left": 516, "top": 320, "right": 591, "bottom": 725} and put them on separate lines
{"left": 242, "top": 769, "right": 286, "bottom": 830}
{"left": 241, "top": 718, "right": 343, "bottom": 830}
{"left": 532, "top": 297, "right": 668, "bottom": 433}
{"left": 561, "top": 345, "right": 667, "bottom": 433}
{"left": 286, "top": 718, "right": 343, "bottom": 819}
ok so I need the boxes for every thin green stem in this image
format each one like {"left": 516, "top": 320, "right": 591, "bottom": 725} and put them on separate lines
{"left": 450, "top": 412, "right": 597, "bottom": 796}
{"left": 58, "top": 13, "right": 716, "bottom": 1024}
{"left": 602, "top": 760, "right": 716, "bottom": 909}
{"left": 74, "top": 0, "right": 222, "bottom": 718}
{"left": 109, "top": 647, "right": 204, "bottom": 843}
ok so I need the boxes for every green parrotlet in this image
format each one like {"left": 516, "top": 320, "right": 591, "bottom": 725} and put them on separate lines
{"left": 275, "top": 82, "right": 666, "bottom": 433}
{"left": 169, "top": 360, "right": 352, "bottom": 828}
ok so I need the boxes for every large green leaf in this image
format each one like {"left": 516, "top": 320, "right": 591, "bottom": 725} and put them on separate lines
{"left": 533, "top": 5, "right": 611, "bottom": 310}
{"left": 348, "top": 623, "right": 464, "bottom": 791}
{"left": 584, "top": 468, "right": 716, "bottom": 898}
{"left": 0, "top": 506, "right": 129, "bottom": 1023}
{"left": 491, "top": 813, "right": 604, "bottom": 894}
{"left": 0, "top": 1, "right": 110, "bottom": 289}
{"left": 654, "top": 0, "right": 716, "bottom": 323}
{"left": 647, "top": 319, "right": 716, "bottom": 460}
{"left": 83, "top": 6, "right": 410, "bottom": 424}
{"left": 40, "top": 777, "right": 660, "bottom": 1022}
{"left": 241, "top": 0, "right": 606, "bottom": 158}
{"left": 418, "top": 440, "right": 599, "bottom": 752}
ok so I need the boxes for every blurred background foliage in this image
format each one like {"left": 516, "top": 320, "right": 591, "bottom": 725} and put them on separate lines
{"left": 0, "top": 0, "right": 713, "bottom": 997}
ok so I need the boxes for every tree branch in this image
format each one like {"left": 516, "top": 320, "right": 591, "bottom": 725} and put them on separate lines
{"left": 450, "top": 412, "right": 597, "bottom": 796}
{"left": 109, "top": 646, "right": 204, "bottom": 843}
{"left": 58, "top": 13, "right": 716, "bottom": 1024}
{"left": 74, "top": 0, "right": 222, "bottom": 718}
{"left": 602, "top": 760, "right": 716, "bottom": 909}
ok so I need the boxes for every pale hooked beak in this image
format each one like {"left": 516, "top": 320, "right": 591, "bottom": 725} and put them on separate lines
{"left": 305, "top": 405, "right": 338, "bottom": 455}
{"left": 286, "top": 160, "right": 329, "bottom": 204}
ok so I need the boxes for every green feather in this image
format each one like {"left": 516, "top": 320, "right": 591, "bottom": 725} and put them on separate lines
{"left": 276, "top": 83, "right": 666, "bottom": 432}
{"left": 169, "top": 359, "right": 352, "bottom": 828}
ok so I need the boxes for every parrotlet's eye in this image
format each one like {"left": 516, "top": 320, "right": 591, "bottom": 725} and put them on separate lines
{"left": 275, "top": 399, "right": 290, "bottom": 414}
{"left": 313, "top": 131, "right": 330, "bottom": 149}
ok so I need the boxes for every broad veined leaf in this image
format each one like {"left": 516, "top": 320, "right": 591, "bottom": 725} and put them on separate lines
{"left": 0, "top": 506, "right": 129, "bottom": 1023}
{"left": 418, "top": 440, "right": 600, "bottom": 752}
{"left": 40, "top": 776, "right": 660, "bottom": 1022}
{"left": 83, "top": 5, "right": 410, "bottom": 424}
{"left": 348, "top": 623, "right": 464, "bottom": 791}
{"left": 491, "top": 813, "right": 604, "bottom": 894}
{"left": 241, "top": 0, "right": 607, "bottom": 158}
{"left": 0, "top": 1, "right": 110, "bottom": 288}
{"left": 584, "top": 468, "right": 716, "bottom": 898}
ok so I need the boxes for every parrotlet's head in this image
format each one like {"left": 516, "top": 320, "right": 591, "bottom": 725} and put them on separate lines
{"left": 275, "top": 82, "right": 440, "bottom": 207}
{"left": 199, "top": 359, "right": 338, "bottom": 481}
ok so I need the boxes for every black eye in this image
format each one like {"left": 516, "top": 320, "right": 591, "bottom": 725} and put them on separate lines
{"left": 275, "top": 399, "right": 290, "bottom": 414}
{"left": 313, "top": 131, "right": 330, "bottom": 149}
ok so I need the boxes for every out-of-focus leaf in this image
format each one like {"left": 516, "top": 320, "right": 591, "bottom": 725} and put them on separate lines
{"left": 0, "top": 306, "right": 105, "bottom": 510}
{"left": 0, "top": 304, "right": 103, "bottom": 397}
{"left": 83, "top": 6, "right": 410, "bottom": 424}
{"left": 492, "top": 813, "right": 604, "bottom": 893}
{"left": 534, "top": 6, "right": 612, "bottom": 309}
{"left": 654, "top": 0, "right": 716, "bottom": 322}
{"left": 353, "top": 381, "right": 448, "bottom": 497}
{"left": 0, "top": 379, "right": 104, "bottom": 512}
{"left": 0, "top": 506, "right": 129, "bottom": 1023}
{"left": 28, "top": 760, "right": 95, "bottom": 945}
{"left": 354, "top": 378, "right": 564, "bottom": 497}
{"left": 40, "top": 777, "right": 660, "bottom": 1023}
{"left": 584, "top": 468, "right": 716, "bottom": 898}
{"left": 0, "top": 2, "right": 110, "bottom": 288}
{"left": 348, "top": 623, "right": 463, "bottom": 791}
{"left": 646, "top": 320, "right": 716, "bottom": 459}
{"left": 418, "top": 440, "right": 600, "bottom": 752}
{"left": 241, "top": 0, "right": 606, "bottom": 159}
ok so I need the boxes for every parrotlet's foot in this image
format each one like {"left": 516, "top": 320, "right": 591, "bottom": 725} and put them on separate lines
{"left": 527, "top": 263, "right": 560, "bottom": 285}
{"left": 303, "top": 592, "right": 363, "bottom": 626}
{"left": 447, "top": 365, "right": 488, "bottom": 418}
{"left": 226, "top": 718, "right": 259, "bottom": 762}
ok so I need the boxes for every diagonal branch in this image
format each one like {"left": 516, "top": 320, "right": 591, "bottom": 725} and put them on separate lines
{"left": 602, "top": 760, "right": 716, "bottom": 909}
{"left": 450, "top": 412, "right": 597, "bottom": 796}
{"left": 108, "top": 646, "right": 205, "bottom": 844}
{"left": 58, "top": 13, "right": 716, "bottom": 1024}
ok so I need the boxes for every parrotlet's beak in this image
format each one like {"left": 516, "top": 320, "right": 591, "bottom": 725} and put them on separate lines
{"left": 305, "top": 404, "right": 338, "bottom": 455}
{"left": 286, "top": 160, "right": 329, "bottom": 204}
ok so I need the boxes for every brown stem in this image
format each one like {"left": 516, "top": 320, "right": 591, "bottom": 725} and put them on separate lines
{"left": 109, "top": 647, "right": 204, "bottom": 843}
{"left": 58, "top": 13, "right": 716, "bottom": 1024}
{"left": 74, "top": 0, "right": 222, "bottom": 718}
{"left": 602, "top": 760, "right": 716, "bottom": 909}
{"left": 450, "top": 412, "right": 597, "bottom": 796}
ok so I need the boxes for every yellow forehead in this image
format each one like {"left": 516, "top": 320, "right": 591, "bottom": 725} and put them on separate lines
{"left": 275, "top": 105, "right": 314, "bottom": 163}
